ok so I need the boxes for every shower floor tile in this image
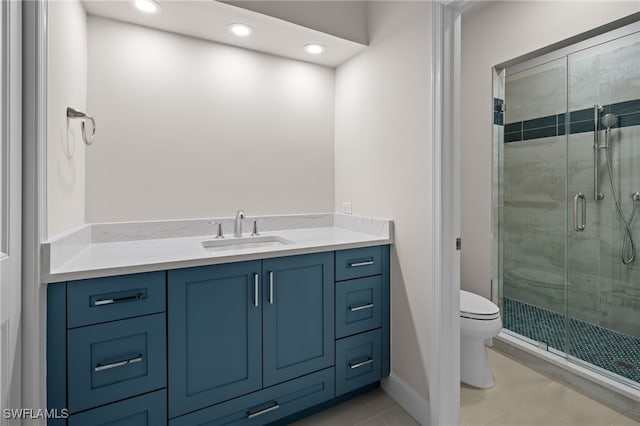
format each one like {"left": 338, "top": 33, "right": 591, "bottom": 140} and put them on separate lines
{"left": 503, "top": 297, "right": 640, "bottom": 384}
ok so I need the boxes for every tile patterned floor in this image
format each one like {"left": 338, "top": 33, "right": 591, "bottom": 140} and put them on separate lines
{"left": 294, "top": 349, "right": 639, "bottom": 425}
{"left": 290, "top": 388, "right": 418, "bottom": 426}
{"left": 503, "top": 297, "right": 640, "bottom": 383}
{"left": 461, "top": 349, "right": 639, "bottom": 426}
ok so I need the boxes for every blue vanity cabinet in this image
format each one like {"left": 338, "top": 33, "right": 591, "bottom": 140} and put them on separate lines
{"left": 48, "top": 244, "right": 390, "bottom": 426}
{"left": 47, "top": 272, "right": 168, "bottom": 426}
{"left": 334, "top": 245, "right": 391, "bottom": 397}
{"left": 168, "top": 261, "right": 263, "bottom": 418}
{"left": 67, "top": 389, "right": 167, "bottom": 426}
{"left": 262, "top": 252, "right": 335, "bottom": 387}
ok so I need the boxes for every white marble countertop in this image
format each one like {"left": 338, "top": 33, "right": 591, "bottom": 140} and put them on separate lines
{"left": 42, "top": 213, "right": 393, "bottom": 283}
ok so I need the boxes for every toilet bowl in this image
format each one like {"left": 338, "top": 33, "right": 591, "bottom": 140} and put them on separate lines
{"left": 460, "top": 290, "right": 502, "bottom": 389}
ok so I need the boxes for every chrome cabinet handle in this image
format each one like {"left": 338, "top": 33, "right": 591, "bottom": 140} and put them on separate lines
{"left": 573, "top": 193, "right": 586, "bottom": 232}
{"left": 268, "top": 271, "right": 274, "bottom": 304}
{"left": 254, "top": 273, "right": 259, "bottom": 307}
{"left": 95, "top": 355, "right": 143, "bottom": 372}
{"left": 349, "top": 358, "right": 374, "bottom": 369}
{"left": 349, "top": 303, "right": 374, "bottom": 312}
{"left": 94, "top": 293, "right": 143, "bottom": 306}
{"left": 247, "top": 402, "right": 279, "bottom": 419}
{"left": 348, "top": 260, "right": 374, "bottom": 267}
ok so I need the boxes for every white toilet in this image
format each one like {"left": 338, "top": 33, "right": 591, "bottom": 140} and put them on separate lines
{"left": 460, "top": 290, "right": 502, "bottom": 389}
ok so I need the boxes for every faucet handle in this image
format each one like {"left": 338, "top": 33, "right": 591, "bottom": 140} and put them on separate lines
{"left": 251, "top": 219, "right": 262, "bottom": 236}
{"left": 208, "top": 220, "right": 225, "bottom": 239}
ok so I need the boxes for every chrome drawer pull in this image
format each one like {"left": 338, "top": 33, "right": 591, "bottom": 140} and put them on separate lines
{"left": 349, "top": 358, "right": 374, "bottom": 369}
{"left": 247, "top": 402, "right": 280, "bottom": 419}
{"left": 268, "top": 271, "right": 274, "bottom": 304}
{"left": 254, "top": 273, "right": 259, "bottom": 307}
{"left": 95, "top": 355, "right": 143, "bottom": 372}
{"left": 94, "top": 293, "right": 143, "bottom": 306}
{"left": 349, "top": 303, "right": 374, "bottom": 312}
{"left": 348, "top": 260, "right": 374, "bottom": 267}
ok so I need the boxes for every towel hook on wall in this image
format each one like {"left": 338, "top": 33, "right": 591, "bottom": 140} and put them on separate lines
{"left": 66, "top": 106, "right": 96, "bottom": 145}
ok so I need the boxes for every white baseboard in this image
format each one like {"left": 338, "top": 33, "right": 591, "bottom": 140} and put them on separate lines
{"left": 381, "top": 373, "right": 429, "bottom": 425}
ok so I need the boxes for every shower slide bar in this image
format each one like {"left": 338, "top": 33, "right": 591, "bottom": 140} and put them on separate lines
{"left": 593, "top": 105, "right": 604, "bottom": 201}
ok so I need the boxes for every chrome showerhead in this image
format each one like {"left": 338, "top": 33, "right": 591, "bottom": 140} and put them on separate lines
{"left": 601, "top": 113, "right": 618, "bottom": 129}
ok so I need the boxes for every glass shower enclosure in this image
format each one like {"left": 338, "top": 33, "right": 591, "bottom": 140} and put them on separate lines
{"left": 495, "top": 24, "right": 640, "bottom": 388}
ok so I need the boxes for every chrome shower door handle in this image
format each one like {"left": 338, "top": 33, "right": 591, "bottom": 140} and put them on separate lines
{"left": 573, "top": 193, "right": 586, "bottom": 232}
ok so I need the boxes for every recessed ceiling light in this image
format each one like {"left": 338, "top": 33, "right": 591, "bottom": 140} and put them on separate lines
{"left": 304, "top": 44, "right": 326, "bottom": 55}
{"left": 134, "top": 0, "right": 161, "bottom": 14}
{"left": 228, "top": 23, "right": 254, "bottom": 37}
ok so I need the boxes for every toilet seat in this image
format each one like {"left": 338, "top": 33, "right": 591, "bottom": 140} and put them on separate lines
{"left": 460, "top": 290, "right": 500, "bottom": 320}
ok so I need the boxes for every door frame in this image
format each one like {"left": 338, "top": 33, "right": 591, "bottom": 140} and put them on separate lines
{"left": 22, "top": 0, "right": 48, "bottom": 414}
{"left": 430, "top": 2, "right": 468, "bottom": 425}
{"left": 1, "top": 0, "right": 23, "bottom": 416}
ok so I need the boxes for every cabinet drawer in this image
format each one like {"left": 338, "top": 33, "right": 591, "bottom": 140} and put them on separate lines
{"left": 67, "top": 313, "right": 167, "bottom": 413}
{"left": 67, "top": 271, "right": 165, "bottom": 328}
{"left": 169, "top": 368, "right": 334, "bottom": 426}
{"left": 68, "top": 389, "right": 167, "bottom": 426}
{"left": 335, "top": 246, "right": 382, "bottom": 281}
{"left": 335, "top": 329, "right": 382, "bottom": 396}
{"left": 336, "top": 276, "right": 382, "bottom": 339}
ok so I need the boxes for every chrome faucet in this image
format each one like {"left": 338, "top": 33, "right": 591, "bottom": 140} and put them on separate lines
{"left": 233, "top": 210, "right": 246, "bottom": 237}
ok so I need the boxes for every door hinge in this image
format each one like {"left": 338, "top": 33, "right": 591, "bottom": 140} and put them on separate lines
{"left": 456, "top": 238, "right": 461, "bottom": 251}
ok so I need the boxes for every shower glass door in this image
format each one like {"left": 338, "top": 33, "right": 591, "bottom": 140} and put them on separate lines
{"left": 566, "top": 31, "right": 640, "bottom": 387}
{"left": 501, "top": 57, "right": 568, "bottom": 353}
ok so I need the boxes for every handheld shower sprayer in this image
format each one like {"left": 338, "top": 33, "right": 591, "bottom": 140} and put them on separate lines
{"left": 601, "top": 113, "right": 618, "bottom": 130}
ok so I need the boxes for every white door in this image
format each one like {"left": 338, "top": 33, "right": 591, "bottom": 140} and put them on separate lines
{"left": 0, "top": 1, "right": 22, "bottom": 423}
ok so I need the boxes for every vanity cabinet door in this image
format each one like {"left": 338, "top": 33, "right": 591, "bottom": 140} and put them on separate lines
{"left": 262, "top": 252, "right": 334, "bottom": 387}
{"left": 168, "top": 261, "right": 262, "bottom": 418}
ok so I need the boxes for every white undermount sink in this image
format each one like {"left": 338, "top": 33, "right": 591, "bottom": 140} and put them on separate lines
{"left": 201, "top": 235, "right": 294, "bottom": 251}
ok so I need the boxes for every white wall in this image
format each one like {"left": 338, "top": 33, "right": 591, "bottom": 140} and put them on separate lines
{"left": 85, "top": 16, "right": 335, "bottom": 223}
{"left": 335, "top": 1, "right": 432, "bottom": 401}
{"left": 47, "top": 0, "right": 87, "bottom": 238}
{"left": 460, "top": 1, "right": 640, "bottom": 299}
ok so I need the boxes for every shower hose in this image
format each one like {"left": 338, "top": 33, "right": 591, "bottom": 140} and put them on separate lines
{"left": 604, "top": 128, "right": 639, "bottom": 264}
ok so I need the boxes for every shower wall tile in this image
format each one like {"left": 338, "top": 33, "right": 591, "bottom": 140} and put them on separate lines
{"left": 505, "top": 122, "right": 522, "bottom": 134}
{"left": 591, "top": 275, "right": 640, "bottom": 339}
{"left": 502, "top": 271, "right": 564, "bottom": 314}
{"left": 505, "top": 131, "right": 522, "bottom": 143}
{"left": 569, "top": 120, "right": 595, "bottom": 134}
{"left": 567, "top": 271, "right": 610, "bottom": 326}
{"left": 607, "top": 99, "right": 640, "bottom": 117}
{"left": 505, "top": 58, "right": 566, "bottom": 124}
{"left": 619, "top": 112, "right": 640, "bottom": 128}
{"left": 504, "top": 135, "right": 565, "bottom": 202}
{"left": 568, "top": 34, "right": 640, "bottom": 111}
{"left": 569, "top": 108, "right": 593, "bottom": 123}
{"left": 523, "top": 115, "right": 557, "bottom": 131}
{"left": 522, "top": 126, "right": 556, "bottom": 141}
{"left": 503, "top": 133, "right": 566, "bottom": 314}
{"left": 504, "top": 99, "right": 640, "bottom": 143}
